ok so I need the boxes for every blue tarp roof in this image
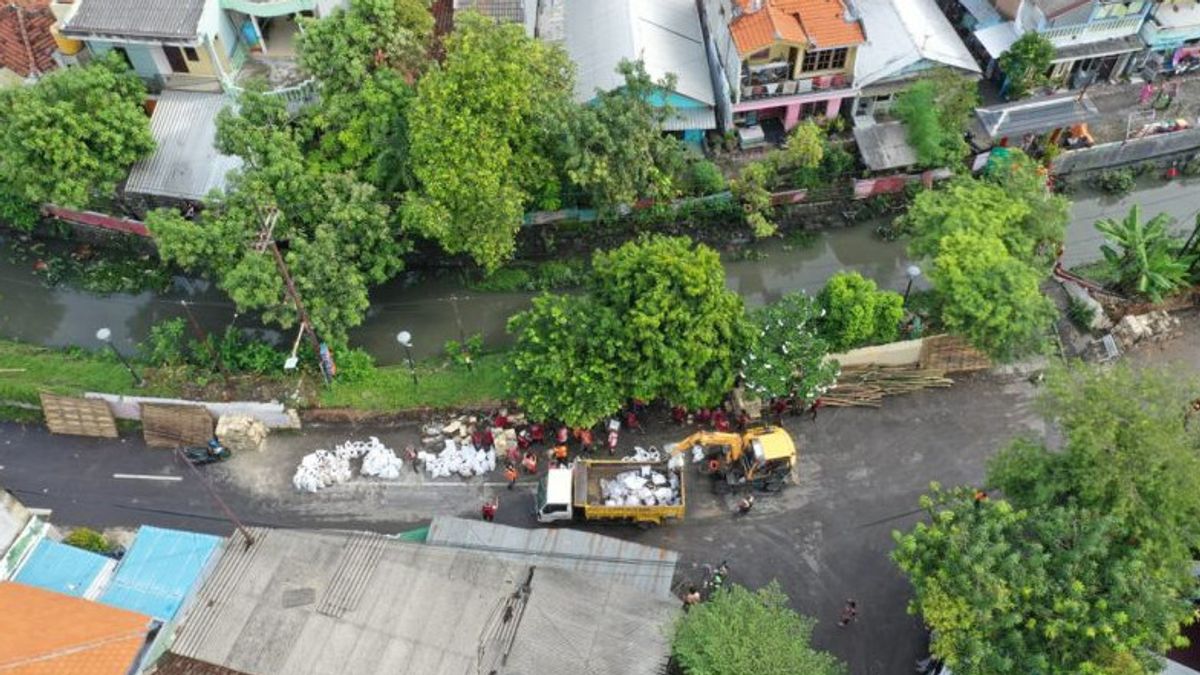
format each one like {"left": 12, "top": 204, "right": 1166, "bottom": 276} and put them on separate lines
{"left": 13, "top": 539, "right": 111, "bottom": 598}
{"left": 99, "top": 526, "right": 222, "bottom": 621}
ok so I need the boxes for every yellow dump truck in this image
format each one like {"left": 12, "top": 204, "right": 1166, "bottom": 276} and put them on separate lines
{"left": 535, "top": 459, "right": 686, "bottom": 527}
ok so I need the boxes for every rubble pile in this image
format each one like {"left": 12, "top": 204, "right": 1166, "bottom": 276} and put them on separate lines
{"left": 600, "top": 467, "right": 681, "bottom": 507}
{"left": 1112, "top": 310, "right": 1180, "bottom": 350}
{"left": 216, "top": 415, "right": 268, "bottom": 453}
{"left": 418, "top": 439, "right": 496, "bottom": 479}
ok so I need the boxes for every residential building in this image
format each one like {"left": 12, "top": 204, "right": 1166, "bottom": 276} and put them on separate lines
{"left": 563, "top": 0, "right": 718, "bottom": 143}
{"left": 0, "top": 489, "right": 50, "bottom": 579}
{"left": 973, "top": 0, "right": 1153, "bottom": 91}
{"left": 157, "top": 527, "right": 679, "bottom": 675}
{"left": 699, "top": 0, "right": 866, "bottom": 132}
{"left": 0, "top": 581, "right": 155, "bottom": 675}
{"left": 0, "top": 0, "right": 57, "bottom": 82}
{"left": 851, "top": 0, "right": 980, "bottom": 120}
{"left": 12, "top": 538, "right": 115, "bottom": 598}
{"left": 1139, "top": 0, "right": 1200, "bottom": 78}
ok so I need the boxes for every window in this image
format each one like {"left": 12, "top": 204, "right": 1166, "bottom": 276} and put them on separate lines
{"left": 801, "top": 47, "right": 848, "bottom": 73}
{"left": 184, "top": 47, "right": 199, "bottom": 62}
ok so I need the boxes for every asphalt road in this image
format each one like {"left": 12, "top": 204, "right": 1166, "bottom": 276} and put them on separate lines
{"left": 0, "top": 369, "right": 1043, "bottom": 674}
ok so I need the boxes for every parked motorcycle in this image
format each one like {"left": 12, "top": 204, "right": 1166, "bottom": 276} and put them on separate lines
{"left": 183, "top": 438, "right": 231, "bottom": 466}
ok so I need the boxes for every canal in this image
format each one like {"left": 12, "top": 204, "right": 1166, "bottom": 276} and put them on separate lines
{"left": 2, "top": 178, "right": 1197, "bottom": 364}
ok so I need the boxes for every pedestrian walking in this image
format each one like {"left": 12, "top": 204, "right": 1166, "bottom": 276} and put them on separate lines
{"left": 809, "top": 397, "right": 825, "bottom": 422}
{"left": 404, "top": 445, "right": 420, "bottom": 473}
{"left": 504, "top": 463, "right": 518, "bottom": 490}
{"left": 481, "top": 498, "right": 498, "bottom": 522}
{"left": 837, "top": 599, "right": 858, "bottom": 627}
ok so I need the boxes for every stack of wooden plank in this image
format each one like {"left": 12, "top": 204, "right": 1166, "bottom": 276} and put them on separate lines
{"left": 824, "top": 365, "right": 954, "bottom": 408}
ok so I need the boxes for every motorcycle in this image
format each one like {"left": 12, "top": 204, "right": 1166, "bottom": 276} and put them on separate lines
{"left": 183, "top": 438, "right": 231, "bottom": 466}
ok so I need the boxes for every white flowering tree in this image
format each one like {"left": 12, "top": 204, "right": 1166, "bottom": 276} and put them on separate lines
{"left": 741, "top": 292, "right": 839, "bottom": 403}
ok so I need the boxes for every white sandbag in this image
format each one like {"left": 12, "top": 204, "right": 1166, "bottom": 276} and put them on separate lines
{"left": 651, "top": 472, "right": 667, "bottom": 486}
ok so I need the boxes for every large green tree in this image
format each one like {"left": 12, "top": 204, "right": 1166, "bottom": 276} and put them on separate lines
{"left": 673, "top": 582, "right": 846, "bottom": 675}
{"left": 928, "top": 230, "right": 1055, "bottom": 359}
{"left": 984, "top": 148, "right": 1070, "bottom": 261}
{"left": 742, "top": 292, "right": 839, "bottom": 402}
{"left": 816, "top": 271, "right": 904, "bottom": 351}
{"left": 147, "top": 92, "right": 403, "bottom": 346}
{"left": 563, "top": 59, "right": 686, "bottom": 212}
{"left": 405, "top": 12, "right": 573, "bottom": 271}
{"left": 894, "top": 487, "right": 1191, "bottom": 675}
{"left": 591, "top": 235, "right": 753, "bottom": 407}
{"left": 998, "top": 32, "right": 1054, "bottom": 99}
{"left": 504, "top": 294, "right": 624, "bottom": 428}
{"left": 1096, "top": 205, "right": 1191, "bottom": 302}
{"left": 0, "top": 53, "right": 154, "bottom": 224}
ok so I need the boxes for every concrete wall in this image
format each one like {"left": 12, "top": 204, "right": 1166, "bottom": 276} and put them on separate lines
{"left": 828, "top": 336, "right": 928, "bottom": 367}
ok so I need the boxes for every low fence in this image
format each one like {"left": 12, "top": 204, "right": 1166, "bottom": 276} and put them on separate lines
{"left": 1051, "top": 128, "right": 1200, "bottom": 176}
{"left": 84, "top": 393, "right": 300, "bottom": 430}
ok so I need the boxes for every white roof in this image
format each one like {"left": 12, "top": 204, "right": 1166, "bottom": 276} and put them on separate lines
{"left": 565, "top": 0, "right": 715, "bottom": 107}
{"left": 855, "top": 0, "right": 980, "bottom": 89}
{"left": 126, "top": 91, "right": 242, "bottom": 201}
{"left": 975, "top": 21, "right": 1021, "bottom": 60}
{"left": 545, "top": 467, "right": 573, "bottom": 505}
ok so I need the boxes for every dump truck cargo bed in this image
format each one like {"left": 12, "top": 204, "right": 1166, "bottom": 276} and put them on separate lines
{"left": 574, "top": 460, "right": 686, "bottom": 525}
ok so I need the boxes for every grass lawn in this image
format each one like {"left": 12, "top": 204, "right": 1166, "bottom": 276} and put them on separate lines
{"left": 319, "top": 352, "right": 508, "bottom": 411}
{"left": 0, "top": 340, "right": 148, "bottom": 406}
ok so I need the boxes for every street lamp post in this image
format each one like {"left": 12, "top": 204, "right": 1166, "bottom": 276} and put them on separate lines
{"left": 96, "top": 327, "right": 143, "bottom": 387}
{"left": 903, "top": 264, "right": 922, "bottom": 305}
{"left": 396, "top": 331, "right": 418, "bottom": 387}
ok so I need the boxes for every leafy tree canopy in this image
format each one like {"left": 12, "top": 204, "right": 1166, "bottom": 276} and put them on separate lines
{"left": 816, "top": 271, "right": 904, "bottom": 351}
{"left": 1096, "top": 205, "right": 1191, "bottom": 302}
{"left": 927, "top": 230, "right": 1054, "bottom": 359}
{"left": 591, "top": 235, "right": 753, "bottom": 407}
{"left": 0, "top": 53, "right": 154, "bottom": 219}
{"left": 983, "top": 148, "right": 1070, "bottom": 261}
{"left": 902, "top": 178, "right": 1035, "bottom": 264}
{"left": 673, "top": 582, "right": 846, "bottom": 675}
{"left": 405, "top": 12, "right": 574, "bottom": 271}
{"left": 998, "top": 32, "right": 1054, "bottom": 99}
{"left": 563, "top": 59, "right": 686, "bottom": 211}
{"left": 893, "top": 79, "right": 969, "bottom": 168}
{"left": 742, "top": 292, "right": 839, "bottom": 402}
{"left": 504, "top": 294, "right": 624, "bottom": 428}
{"left": 894, "top": 486, "right": 1192, "bottom": 675}
{"left": 148, "top": 92, "right": 404, "bottom": 346}
{"left": 298, "top": 0, "right": 432, "bottom": 93}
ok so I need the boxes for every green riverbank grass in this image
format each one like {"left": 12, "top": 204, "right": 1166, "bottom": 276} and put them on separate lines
{"left": 0, "top": 340, "right": 144, "bottom": 406}
{"left": 319, "top": 353, "right": 508, "bottom": 411}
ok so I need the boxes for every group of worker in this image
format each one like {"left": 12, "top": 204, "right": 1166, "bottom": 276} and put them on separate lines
{"left": 669, "top": 394, "right": 824, "bottom": 431}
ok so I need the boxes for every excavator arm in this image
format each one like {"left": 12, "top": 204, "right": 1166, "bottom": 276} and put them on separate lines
{"left": 665, "top": 431, "right": 747, "bottom": 461}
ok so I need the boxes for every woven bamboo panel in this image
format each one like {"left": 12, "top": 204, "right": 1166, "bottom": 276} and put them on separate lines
{"left": 142, "top": 403, "right": 213, "bottom": 448}
{"left": 39, "top": 393, "right": 118, "bottom": 438}
{"left": 918, "top": 335, "right": 992, "bottom": 374}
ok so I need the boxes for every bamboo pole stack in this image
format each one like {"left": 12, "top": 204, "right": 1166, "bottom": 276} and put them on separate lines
{"left": 823, "top": 365, "right": 954, "bottom": 408}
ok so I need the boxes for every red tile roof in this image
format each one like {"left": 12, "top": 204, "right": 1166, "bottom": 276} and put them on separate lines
{"left": 730, "top": 0, "right": 863, "bottom": 56}
{"left": 0, "top": 0, "right": 57, "bottom": 77}
{"left": 731, "top": 5, "right": 805, "bottom": 54}
{"left": 0, "top": 582, "right": 151, "bottom": 675}
{"left": 787, "top": 0, "right": 865, "bottom": 48}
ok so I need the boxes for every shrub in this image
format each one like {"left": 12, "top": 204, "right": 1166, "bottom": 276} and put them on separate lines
{"left": 63, "top": 527, "right": 110, "bottom": 554}
{"left": 1065, "top": 295, "right": 1097, "bottom": 332}
{"left": 334, "top": 347, "right": 376, "bottom": 383}
{"left": 683, "top": 159, "right": 727, "bottom": 196}
{"left": 1093, "top": 168, "right": 1135, "bottom": 196}
{"left": 817, "top": 272, "right": 904, "bottom": 351}
{"left": 444, "top": 333, "right": 484, "bottom": 370}
{"left": 140, "top": 318, "right": 189, "bottom": 366}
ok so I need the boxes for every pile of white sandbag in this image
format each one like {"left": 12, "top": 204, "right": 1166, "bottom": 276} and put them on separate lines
{"left": 622, "top": 446, "right": 661, "bottom": 463}
{"left": 600, "top": 467, "right": 681, "bottom": 507}
{"left": 417, "top": 439, "right": 497, "bottom": 479}
{"left": 292, "top": 437, "right": 404, "bottom": 492}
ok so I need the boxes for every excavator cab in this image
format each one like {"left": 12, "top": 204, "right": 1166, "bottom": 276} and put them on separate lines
{"left": 671, "top": 427, "right": 796, "bottom": 494}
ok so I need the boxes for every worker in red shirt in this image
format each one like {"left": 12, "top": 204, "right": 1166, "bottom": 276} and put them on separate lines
{"left": 713, "top": 410, "right": 730, "bottom": 432}
{"left": 577, "top": 427, "right": 595, "bottom": 455}
{"left": 481, "top": 498, "right": 498, "bottom": 522}
{"left": 529, "top": 423, "right": 545, "bottom": 444}
{"left": 522, "top": 451, "right": 538, "bottom": 474}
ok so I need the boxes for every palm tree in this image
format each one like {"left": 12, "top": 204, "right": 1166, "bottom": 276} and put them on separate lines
{"left": 1096, "top": 205, "right": 1193, "bottom": 302}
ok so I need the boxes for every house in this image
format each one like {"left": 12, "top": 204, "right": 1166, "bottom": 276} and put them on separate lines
{"left": 12, "top": 538, "right": 115, "bottom": 598}
{"left": 699, "top": 0, "right": 865, "bottom": 132}
{"left": 851, "top": 0, "right": 980, "bottom": 120}
{"left": 0, "top": 489, "right": 50, "bottom": 579}
{"left": 0, "top": 581, "right": 155, "bottom": 675}
{"left": 0, "top": 0, "right": 57, "bottom": 81}
{"left": 56, "top": 0, "right": 344, "bottom": 93}
{"left": 564, "top": 0, "right": 718, "bottom": 144}
{"left": 157, "top": 527, "right": 679, "bottom": 675}
{"left": 1139, "top": 0, "right": 1200, "bottom": 78}
{"left": 975, "top": 0, "right": 1153, "bottom": 91}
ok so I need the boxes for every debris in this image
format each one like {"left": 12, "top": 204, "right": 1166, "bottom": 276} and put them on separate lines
{"left": 292, "top": 437, "right": 404, "bottom": 491}
{"left": 622, "top": 446, "right": 661, "bottom": 463}
{"left": 216, "top": 415, "right": 268, "bottom": 453}
{"left": 417, "top": 439, "right": 496, "bottom": 479}
{"left": 600, "top": 468, "right": 682, "bottom": 507}
{"left": 1112, "top": 310, "right": 1180, "bottom": 350}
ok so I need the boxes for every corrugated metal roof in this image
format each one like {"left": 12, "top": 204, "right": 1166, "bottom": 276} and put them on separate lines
{"left": 125, "top": 91, "right": 243, "bottom": 201}
{"left": 566, "top": 0, "right": 716, "bottom": 109}
{"left": 0, "top": 581, "right": 152, "bottom": 675}
{"left": 98, "top": 526, "right": 222, "bottom": 622}
{"left": 426, "top": 516, "right": 680, "bottom": 598}
{"left": 853, "top": 120, "right": 919, "bottom": 170}
{"left": 974, "top": 20, "right": 1020, "bottom": 59}
{"left": 12, "top": 539, "right": 114, "bottom": 599}
{"left": 61, "top": 0, "right": 206, "bottom": 40}
{"left": 164, "top": 527, "right": 677, "bottom": 675}
{"left": 854, "top": 0, "right": 980, "bottom": 89}
{"left": 976, "top": 93, "right": 1100, "bottom": 140}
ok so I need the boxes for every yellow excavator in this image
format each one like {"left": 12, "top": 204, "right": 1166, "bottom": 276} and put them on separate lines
{"left": 665, "top": 426, "right": 796, "bottom": 494}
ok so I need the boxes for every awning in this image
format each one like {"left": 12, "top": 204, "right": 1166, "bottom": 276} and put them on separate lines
{"left": 976, "top": 93, "right": 1101, "bottom": 140}
{"left": 662, "top": 106, "right": 718, "bottom": 131}
{"left": 975, "top": 21, "right": 1019, "bottom": 60}
{"left": 1052, "top": 34, "right": 1146, "bottom": 63}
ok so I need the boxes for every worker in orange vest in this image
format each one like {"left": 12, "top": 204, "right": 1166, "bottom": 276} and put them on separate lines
{"left": 504, "top": 463, "right": 519, "bottom": 489}
{"left": 553, "top": 443, "right": 569, "bottom": 467}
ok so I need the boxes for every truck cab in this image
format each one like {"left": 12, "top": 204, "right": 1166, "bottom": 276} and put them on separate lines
{"left": 535, "top": 468, "right": 574, "bottom": 523}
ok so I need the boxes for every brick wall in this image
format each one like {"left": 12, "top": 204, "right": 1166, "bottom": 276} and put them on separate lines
{"left": 0, "top": 0, "right": 58, "bottom": 78}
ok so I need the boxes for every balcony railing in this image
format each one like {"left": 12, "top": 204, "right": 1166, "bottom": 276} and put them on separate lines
{"left": 1041, "top": 14, "right": 1145, "bottom": 47}
{"left": 739, "top": 73, "right": 852, "bottom": 102}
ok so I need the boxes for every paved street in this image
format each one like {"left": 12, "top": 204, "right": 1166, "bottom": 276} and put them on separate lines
{"left": 0, "top": 369, "right": 1043, "bottom": 674}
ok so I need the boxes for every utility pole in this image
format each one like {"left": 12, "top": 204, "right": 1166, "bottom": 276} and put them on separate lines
{"left": 172, "top": 445, "right": 255, "bottom": 549}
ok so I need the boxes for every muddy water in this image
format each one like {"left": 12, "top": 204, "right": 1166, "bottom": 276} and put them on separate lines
{"left": 2, "top": 177, "right": 1197, "bottom": 364}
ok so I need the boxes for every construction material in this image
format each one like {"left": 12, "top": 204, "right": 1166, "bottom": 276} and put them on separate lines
{"left": 40, "top": 393, "right": 118, "bottom": 439}
{"left": 292, "top": 437, "right": 405, "bottom": 492}
{"left": 418, "top": 440, "right": 496, "bottom": 479}
{"left": 824, "top": 365, "right": 953, "bottom": 408}
{"left": 215, "top": 415, "right": 268, "bottom": 453}
{"left": 918, "top": 335, "right": 992, "bottom": 373}
{"left": 1111, "top": 310, "right": 1180, "bottom": 351}
{"left": 143, "top": 403, "right": 213, "bottom": 448}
